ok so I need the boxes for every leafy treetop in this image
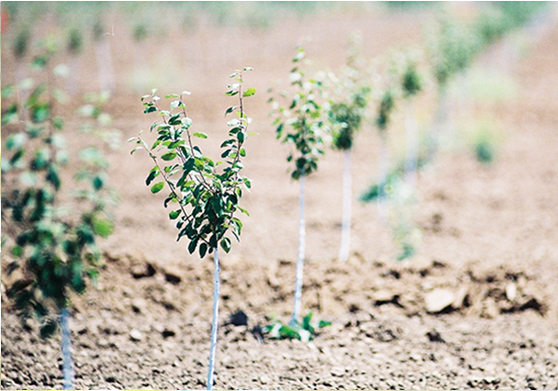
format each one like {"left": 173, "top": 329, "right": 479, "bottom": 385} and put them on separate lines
{"left": 269, "top": 46, "right": 331, "bottom": 180}
{"left": 130, "top": 68, "right": 255, "bottom": 257}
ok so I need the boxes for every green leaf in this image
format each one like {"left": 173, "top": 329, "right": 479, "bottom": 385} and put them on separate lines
{"left": 318, "top": 320, "right": 332, "bottom": 328}
{"left": 181, "top": 117, "right": 193, "bottom": 128}
{"left": 92, "top": 216, "right": 114, "bottom": 238}
{"left": 144, "top": 106, "right": 157, "bottom": 114}
{"left": 6, "top": 133, "right": 28, "bottom": 150}
{"left": 161, "top": 152, "right": 177, "bottom": 161}
{"left": 145, "top": 167, "right": 159, "bottom": 186}
{"left": 93, "top": 175, "right": 104, "bottom": 190}
{"left": 193, "top": 132, "right": 208, "bottom": 139}
{"left": 188, "top": 238, "right": 198, "bottom": 254}
{"left": 169, "top": 210, "right": 181, "bottom": 220}
{"left": 168, "top": 114, "right": 182, "bottom": 125}
{"left": 170, "top": 100, "right": 182, "bottom": 110}
{"left": 151, "top": 181, "right": 165, "bottom": 194}
{"left": 199, "top": 242, "right": 208, "bottom": 258}
{"left": 46, "top": 165, "right": 61, "bottom": 190}
{"left": 238, "top": 206, "right": 250, "bottom": 216}
{"left": 11, "top": 245, "right": 24, "bottom": 258}
{"left": 40, "top": 318, "right": 58, "bottom": 339}
{"left": 242, "top": 87, "right": 256, "bottom": 97}
{"left": 220, "top": 237, "right": 231, "bottom": 253}
{"left": 224, "top": 106, "right": 237, "bottom": 116}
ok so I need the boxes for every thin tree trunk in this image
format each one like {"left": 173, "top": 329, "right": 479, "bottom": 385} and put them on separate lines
{"left": 377, "top": 131, "right": 389, "bottom": 224}
{"left": 427, "top": 86, "right": 448, "bottom": 162}
{"left": 133, "top": 44, "right": 146, "bottom": 92}
{"left": 66, "top": 56, "right": 80, "bottom": 97}
{"left": 60, "top": 308, "right": 74, "bottom": 390}
{"left": 15, "top": 60, "right": 27, "bottom": 121}
{"left": 207, "top": 247, "right": 220, "bottom": 390}
{"left": 404, "top": 98, "right": 418, "bottom": 189}
{"left": 291, "top": 174, "right": 306, "bottom": 325}
{"left": 339, "top": 149, "right": 352, "bottom": 261}
{"left": 94, "top": 38, "right": 115, "bottom": 93}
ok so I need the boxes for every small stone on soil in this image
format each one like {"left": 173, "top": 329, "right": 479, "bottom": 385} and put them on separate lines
{"left": 426, "top": 329, "right": 445, "bottom": 343}
{"left": 129, "top": 329, "right": 143, "bottom": 342}
{"left": 425, "top": 288, "right": 456, "bottom": 313}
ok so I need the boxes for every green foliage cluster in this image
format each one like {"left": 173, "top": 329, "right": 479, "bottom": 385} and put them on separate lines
{"left": 401, "top": 56, "right": 423, "bottom": 99}
{"left": 1, "top": 47, "right": 115, "bottom": 339}
{"left": 270, "top": 47, "right": 331, "bottom": 180}
{"left": 428, "top": 16, "right": 480, "bottom": 89}
{"left": 133, "top": 23, "right": 148, "bottom": 42}
{"left": 429, "top": 2, "right": 548, "bottom": 89}
{"left": 469, "top": 121, "right": 500, "bottom": 165}
{"left": 264, "top": 312, "right": 332, "bottom": 342}
{"left": 67, "top": 28, "right": 83, "bottom": 56}
{"left": 375, "top": 88, "right": 396, "bottom": 132}
{"left": 328, "top": 39, "right": 371, "bottom": 151}
{"left": 13, "top": 27, "right": 30, "bottom": 59}
{"left": 360, "top": 153, "right": 429, "bottom": 203}
{"left": 130, "top": 68, "right": 254, "bottom": 257}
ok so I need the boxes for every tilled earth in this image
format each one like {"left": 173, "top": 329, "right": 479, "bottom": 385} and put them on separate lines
{"left": 2, "top": 257, "right": 557, "bottom": 390}
{"left": 2, "top": 3, "right": 558, "bottom": 390}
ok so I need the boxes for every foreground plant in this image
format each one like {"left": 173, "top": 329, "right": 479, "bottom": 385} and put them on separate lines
{"left": 269, "top": 46, "right": 330, "bottom": 325}
{"left": 130, "top": 68, "right": 254, "bottom": 390}
{"left": 328, "top": 34, "right": 371, "bottom": 262}
{"left": 264, "top": 311, "right": 331, "bottom": 342}
{"left": 1, "top": 45, "right": 115, "bottom": 390}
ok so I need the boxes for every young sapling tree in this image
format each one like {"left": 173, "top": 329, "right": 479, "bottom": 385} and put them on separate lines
{"left": 374, "top": 80, "right": 397, "bottom": 224}
{"left": 269, "top": 46, "right": 330, "bottom": 326}
{"left": 399, "top": 52, "right": 423, "bottom": 189}
{"left": 1, "top": 46, "right": 116, "bottom": 390}
{"left": 328, "top": 36, "right": 371, "bottom": 261}
{"left": 65, "top": 26, "right": 84, "bottom": 95}
{"left": 426, "top": 14, "right": 478, "bottom": 160}
{"left": 130, "top": 68, "right": 254, "bottom": 390}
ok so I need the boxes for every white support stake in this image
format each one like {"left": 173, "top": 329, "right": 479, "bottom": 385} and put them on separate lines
{"left": 292, "top": 174, "right": 306, "bottom": 325}
{"left": 339, "top": 149, "right": 352, "bottom": 261}
{"left": 60, "top": 308, "right": 75, "bottom": 390}
{"left": 207, "top": 246, "right": 220, "bottom": 390}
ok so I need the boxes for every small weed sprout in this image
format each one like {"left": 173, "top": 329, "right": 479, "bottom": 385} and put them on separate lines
{"left": 468, "top": 119, "right": 500, "bottom": 165}
{"left": 130, "top": 68, "right": 254, "bottom": 390}
{"left": 264, "top": 311, "right": 331, "bottom": 342}
{"left": 1, "top": 45, "right": 116, "bottom": 390}
{"left": 269, "top": 46, "right": 331, "bottom": 325}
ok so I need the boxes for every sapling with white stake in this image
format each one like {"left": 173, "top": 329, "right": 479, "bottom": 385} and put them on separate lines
{"left": 130, "top": 68, "right": 254, "bottom": 390}
{"left": 374, "top": 82, "right": 397, "bottom": 224}
{"left": 1, "top": 45, "right": 116, "bottom": 390}
{"left": 400, "top": 52, "right": 423, "bottom": 189}
{"left": 328, "top": 36, "right": 371, "bottom": 261}
{"left": 426, "top": 14, "right": 478, "bottom": 160}
{"left": 269, "top": 46, "right": 330, "bottom": 327}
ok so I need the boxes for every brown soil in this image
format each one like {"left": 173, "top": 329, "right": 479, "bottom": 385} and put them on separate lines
{"left": 2, "top": 4, "right": 558, "bottom": 390}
